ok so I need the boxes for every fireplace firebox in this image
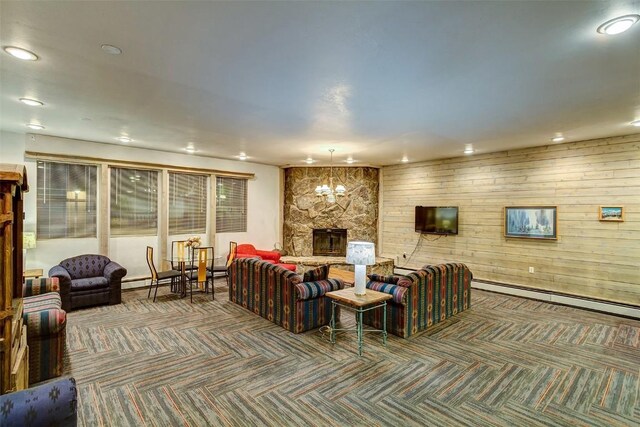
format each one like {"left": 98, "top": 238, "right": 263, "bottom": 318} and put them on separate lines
{"left": 313, "top": 228, "right": 347, "bottom": 256}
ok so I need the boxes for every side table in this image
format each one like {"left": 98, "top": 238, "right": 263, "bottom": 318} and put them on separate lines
{"left": 23, "top": 268, "right": 44, "bottom": 279}
{"left": 326, "top": 288, "right": 392, "bottom": 356}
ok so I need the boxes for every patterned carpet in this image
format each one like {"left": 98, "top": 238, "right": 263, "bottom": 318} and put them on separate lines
{"left": 64, "top": 278, "right": 640, "bottom": 426}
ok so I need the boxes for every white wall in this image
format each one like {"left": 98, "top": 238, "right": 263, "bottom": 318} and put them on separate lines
{"left": 1, "top": 131, "right": 281, "bottom": 284}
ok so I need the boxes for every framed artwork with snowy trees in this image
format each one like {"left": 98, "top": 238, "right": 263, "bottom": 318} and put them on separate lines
{"left": 504, "top": 206, "right": 557, "bottom": 240}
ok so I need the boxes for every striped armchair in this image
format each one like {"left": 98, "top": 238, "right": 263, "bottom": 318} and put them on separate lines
{"left": 22, "top": 277, "right": 67, "bottom": 384}
{"left": 228, "top": 258, "right": 344, "bottom": 333}
{"left": 364, "top": 263, "right": 472, "bottom": 338}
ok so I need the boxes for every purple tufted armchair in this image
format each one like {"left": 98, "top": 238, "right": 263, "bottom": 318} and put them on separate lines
{"left": 49, "top": 254, "right": 127, "bottom": 311}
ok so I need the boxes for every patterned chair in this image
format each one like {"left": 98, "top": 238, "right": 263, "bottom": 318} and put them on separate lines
{"left": 0, "top": 377, "right": 77, "bottom": 427}
{"left": 364, "top": 263, "right": 472, "bottom": 338}
{"left": 49, "top": 254, "right": 127, "bottom": 311}
{"left": 228, "top": 258, "right": 344, "bottom": 333}
{"left": 22, "top": 277, "right": 67, "bottom": 384}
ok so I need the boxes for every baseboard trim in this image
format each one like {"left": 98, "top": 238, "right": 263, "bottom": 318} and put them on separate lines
{"left": 393, "top": 267, "right": 640, "bottom": 320}
{"left": 472, "top": 280, "right": 640, "bottom": 320}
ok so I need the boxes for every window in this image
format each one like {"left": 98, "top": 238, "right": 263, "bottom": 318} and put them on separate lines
{"left": 110, "top": 168, "right": 158, "bottom": 236}
{"left": 37, "top": 161, "right": 97, "bottom": 239}
{"left": 216, "top": 177, "right": 247, "bottom": 233}
{"left": 169, "top": 173, "right": 207, "bottom": 234}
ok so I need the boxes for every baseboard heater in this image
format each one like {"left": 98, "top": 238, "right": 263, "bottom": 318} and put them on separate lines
{"left": 393, "top": 267, "right": 640, "bottom": 320}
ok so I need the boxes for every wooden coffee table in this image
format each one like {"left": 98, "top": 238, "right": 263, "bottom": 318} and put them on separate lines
{"left": 328, "top": 267, "right": 354, "bottom": 286}
{"left": 326, "top": 287, "right": 392, "bottom": 356}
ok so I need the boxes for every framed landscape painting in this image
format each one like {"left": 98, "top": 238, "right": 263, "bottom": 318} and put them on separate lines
{"left": 504, "top": 206, "right": 557, "bottom": 240}
{"left": 599, "top": 206, "right": 624, "bottom": 222}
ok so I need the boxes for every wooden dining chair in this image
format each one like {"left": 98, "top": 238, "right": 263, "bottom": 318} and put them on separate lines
{"left": 208, "top": 241, "right": 237, "bottom": 286}
{"left": 146, "top": 246, "right": 182, "bottom": 302}
{"left": 188, "top": 246, "right": 214, "bottom": 302}
{"left": 171, "top": 240, "right": 196, "bottom": 272}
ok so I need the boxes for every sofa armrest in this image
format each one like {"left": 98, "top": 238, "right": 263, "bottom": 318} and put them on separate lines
{"left": 0, "top": 377, "right": 77, "bottom": 426}
{"left": 49, "top": 265, "right": 72, "bottom": 311}
{"left": 23, "top": 277, "right": 60, "bottom": 297}
{"left": 366, "top": 280, "right": 409, "bottom": 304}
{"left": 104, "top": 261, "right": 127, "bottom": 282}
{"left": 24, "top": 307, "right": 67, "bottom": 338}
{"left": 295, "top": 278, "right": 344, "bottom": 300}
{"left": 255, "top": 250, "right": 280, "bottom": 263}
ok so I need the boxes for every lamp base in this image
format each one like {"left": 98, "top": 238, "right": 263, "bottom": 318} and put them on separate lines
{"left": 354, "top": 264, "right": 367, "bottom": 296}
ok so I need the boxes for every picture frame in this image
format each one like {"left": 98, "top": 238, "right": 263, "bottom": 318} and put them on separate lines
{"left": 504, "top": 206, "right": 557, "bottom": 240}
{"left": 599, "top": 206, "right": 624, "bottom": 222}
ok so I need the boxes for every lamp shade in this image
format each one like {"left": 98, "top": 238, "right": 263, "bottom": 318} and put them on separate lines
{"left": 346, "top": 241, "right": 375, "bottom": 266}
{"left": 23, "top": 232, "right": 36, "bottom": 249}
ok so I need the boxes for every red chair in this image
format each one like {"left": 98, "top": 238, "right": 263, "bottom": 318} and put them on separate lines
{"left": 236, "top": 244, "right": 297, "bottom": 271}
{"left": 236, "top": 244, "right": 281, "bottom": 263}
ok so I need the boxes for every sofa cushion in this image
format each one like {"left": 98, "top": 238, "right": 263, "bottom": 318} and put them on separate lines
{"left": 71, "top": 276, "right": 109, "bottom": 291}
{"left": 295, "top": 279, "right": 342, "bottom": 300}
{"left": 303, "top": 265, "right": 329, "bottom": 282}
{"left": 367, "top": 274, "right": 403, "bottom": 284}
{"left": 366, "top": 281, "right": 409, "bottom": 304}
{"left": 24, "top": 292, "right": 62, "bottom": 312}
{"left": 60, "top": 254, "right": 110, "bottom": 279}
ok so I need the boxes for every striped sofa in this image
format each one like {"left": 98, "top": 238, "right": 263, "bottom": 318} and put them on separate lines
{"left": 228, "top": 258, "right": 344, "bottom": 333}
{"left": 22, "top": 277, "right": 67, "bottom": 384}
{"left": 364, "top": 263, "right": 472, "bottom": 338}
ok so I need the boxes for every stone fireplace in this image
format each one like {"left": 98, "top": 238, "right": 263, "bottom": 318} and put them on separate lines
{"left": 283, "top": 167, "right": 379, "bottom": 257}
{"left": 313, "top": 228, "right": 347, "bottom": 256}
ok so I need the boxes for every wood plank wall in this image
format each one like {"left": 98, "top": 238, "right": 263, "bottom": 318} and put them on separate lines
{"left": 380, "top": 134, "right": 640, "bottom": 306}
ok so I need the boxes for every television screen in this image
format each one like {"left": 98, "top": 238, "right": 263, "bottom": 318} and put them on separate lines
{"left": 415, "top": 206, "right": 458, "bottom": 235}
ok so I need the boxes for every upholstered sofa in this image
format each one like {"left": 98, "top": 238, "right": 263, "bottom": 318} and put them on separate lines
{"left": 364, "top": 263, "right": 472, "bottom": 338}
{"left": 22, "top": 277, "right": 67, "bottom": 384}
{"left": 49, "top": 254, "right": 127, "bottom": 311}
{"left": 0, "top": 377, "right": 77, "bottom": 426}
{"left": 228, "top": 258, "right": 344, "bottom": 333}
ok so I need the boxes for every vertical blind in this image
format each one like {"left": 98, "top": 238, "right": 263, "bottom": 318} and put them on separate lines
{"left": 37, "top": 161, "right": 98, "bottom": 239}
{"left": 110, "top": 167, "right": 158, "bottom": 236}
{"left": 169, "top": 173, "right": 207, "bottom": 234}
{"left": 216, "top": 177, "right": 247, "bottom": 233}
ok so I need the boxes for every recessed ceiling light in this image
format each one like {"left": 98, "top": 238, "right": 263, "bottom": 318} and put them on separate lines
{"left": 101, "top": 44, "right": 122, "bottom": 55}
{"left": 346, "top": 157, "right": 355, "bottom": 164}
{"left": 401, "top": 156, "right": 409, "bottom": 163}
{"left": 116, "top": 136, "right": 132, "bottom": 143}
{"left": 597, "top": 14, "right": 640, "bottom": 35}
{"left": 304, "top": 157, "right": 314, "bottom": 164}
{"left": 3, "top": 46, "right": 38, "bottom": 61}
{"left": 551, "top": 135, "right": 565, "bottom": 143}
{"left": 464, "top": 144, "right": 474, "bottom": 155}
{"left": 19, "top": 97, "right": 44, "bottom": 106}
{"left": 183, "top": 146, "right": 196, "bottom": 154}
{"left": 238, "top": 152, "right": 248, "bottom": 160}
{"left": 631, "top": 119, "right": 640, "bottom": 127}
{"left": 26, "top": 123, "right": 45, "bottom": 130}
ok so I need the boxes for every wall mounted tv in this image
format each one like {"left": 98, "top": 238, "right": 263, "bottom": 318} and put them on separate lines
{"left": 415, "top": 206, "right": 459, "bottom": 235}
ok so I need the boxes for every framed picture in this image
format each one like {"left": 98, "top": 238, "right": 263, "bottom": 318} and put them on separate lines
{"left": 599, "top": 206, "right": 624, "bottom": 222}
{"left": 504, "top": 206, "right": 558, "bottom": 240}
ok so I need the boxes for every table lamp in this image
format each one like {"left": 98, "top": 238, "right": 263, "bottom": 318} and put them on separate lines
{"left": 346, "top": 241, "right": 375, "bottom": 296}
{"left": 23, "top": 232, "right": 36, "bottom": 270}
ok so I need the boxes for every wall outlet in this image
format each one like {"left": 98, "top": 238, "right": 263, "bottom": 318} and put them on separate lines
{"left": 529, "top": 266, "right": 535, "bottom": 273}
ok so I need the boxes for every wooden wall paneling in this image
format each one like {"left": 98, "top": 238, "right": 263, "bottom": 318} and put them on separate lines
{"left": 380, "top": 134, "right": 640, "bottom": 306}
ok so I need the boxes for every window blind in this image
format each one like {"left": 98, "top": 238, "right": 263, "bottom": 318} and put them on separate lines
{"left": 110, "top": 167, "right": 158, "bottom": 236}
{"left": 37, "top": 161, "right": 98, "bottom": 239}
{"left": 169, "top": 173, "right": 207, "bottom": 234}
{"left": 216, "top": 177, "right": 247, "bottom": 233}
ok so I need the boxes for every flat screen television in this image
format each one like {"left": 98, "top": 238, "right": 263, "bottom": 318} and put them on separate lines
{"left": 415, "top": 206, "right": 459, "bottom": 235}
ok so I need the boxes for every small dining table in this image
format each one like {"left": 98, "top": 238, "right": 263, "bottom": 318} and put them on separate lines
{"left": 165, "top": 248, "right": 213, "bottom": 298}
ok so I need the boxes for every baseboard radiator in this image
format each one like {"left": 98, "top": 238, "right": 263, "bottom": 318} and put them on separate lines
{"left": 394, "top": 267, "right": 640, "bottom": 320}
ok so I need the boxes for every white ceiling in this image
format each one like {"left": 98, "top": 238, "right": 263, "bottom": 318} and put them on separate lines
{"left": 1, "top": 1, "right": 639, "bottom": 167}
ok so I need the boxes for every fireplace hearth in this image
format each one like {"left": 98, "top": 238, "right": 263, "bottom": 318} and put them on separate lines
{"left": 313, "top": 228, "right": 347, "bottom": 256}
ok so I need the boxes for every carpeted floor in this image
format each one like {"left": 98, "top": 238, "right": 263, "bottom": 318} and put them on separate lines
{"left": 65, "top": 278, "right": 640, "bottom": 426}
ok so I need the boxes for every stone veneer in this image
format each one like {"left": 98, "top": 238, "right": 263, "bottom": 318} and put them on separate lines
{"left": 283, "top": 167, "right": 379, "bottom": 257}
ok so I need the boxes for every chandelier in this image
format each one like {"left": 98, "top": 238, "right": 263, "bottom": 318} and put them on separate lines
{"left": 315, "top": 149, "right": 346, "bottom": 203}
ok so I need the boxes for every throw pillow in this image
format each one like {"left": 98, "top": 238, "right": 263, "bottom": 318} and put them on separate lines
{"left": 367, "top": 274, "right": 402, "bottom": 284}
{"left": 303, "top": 265, "right": 329, "bottom": 282}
